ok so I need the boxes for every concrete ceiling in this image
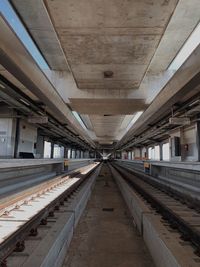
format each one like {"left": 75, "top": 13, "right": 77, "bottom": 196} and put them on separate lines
{"left": 43, "top": 0, "right": 178, "bottom": 144}
{"left": 90, "top": 115, "right": 124, "bottom": 138}
{"left": 45, "top": 0, "right": 178, "bottom": 90}
{"left": 3, "top": 0, "right": 200, "bottom": 148}
{"left": 70, "top": 98, "right": 147, "bottom": 115}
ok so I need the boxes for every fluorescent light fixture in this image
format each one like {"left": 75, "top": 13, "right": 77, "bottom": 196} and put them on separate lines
{"left": 0, "top": 0, "right": 49, "bottom": 70}
{"left": 168, "top": 22, "right": 200, "bottom": 71}
{"left": 0, "top": 84, "right": 5, "bottom": 89}
{"left": 38, "top": 111, "right": 45, "bottom": 116}
{"left": 20, "top": 98, "right": 30, "bottom": 106}
{"left": 72, "top": 111, "right": 87, "bottom": 131}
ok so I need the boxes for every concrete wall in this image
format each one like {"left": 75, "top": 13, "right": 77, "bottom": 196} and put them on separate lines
{"left": 84, "top": 151, "right": 89, "bottom": 158}
{"left": 36, "top": 133, "right": 44, "bottom": 158}
{"left": 141, "top": 147, "right": 147, "bottom": 158}
{"left": 17, "top": 120, "right": 37, "bottom": 156}
{"left": 169, "top": 128, "right": 181, "bottom": 161}
{"left": 181, "top": 124, "right": 198, "bottom": 161}
{"left": 134, "top": 148, "right": 141, "bottom": 159}
{"left": 128, "top": 151, "right": 132, "bottom": 160}
{"left": 0, "top": 118, "right": 16, "bottom": 158}
{"left": 169, "top": 123, "right": 198, "bottom": 162}
{"left": 122, "top": 151, "right": 128, "bottom": 160}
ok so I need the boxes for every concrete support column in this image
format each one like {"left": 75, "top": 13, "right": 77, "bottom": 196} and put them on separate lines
{"left": 69, "top": 148, "right": 72, "bottom": 159}
{"left": 76, "top": 150, "right": 80, "bottom": 158}
{"left": 159, "top": 144, "right": 163, "bottom": 161}
{"left": 196, "top": 121, "right": 200, "bottom": 161}
{"left": 131, "top": 151, "right": 133, "bottom": 160}
{"left": 36, "top": 133, "right": 44, "bottom": 158}
{"left": 131, "top": 150, "right": 134, "bottom": 160}
{"left": 84, "top": 150, "right": 89, "bottom": 158}
{"left": 50, "top": 142, "right": 54, "bottom": 159}
{"left": 14, "top": 118, "right": 20, "bottom": 158}
{"left": 89, "top": 151, "right": 95, "bottom": 158}
{"left": 64, "top": 147, "right": 68, "bottom": 158}
{"left": 72, "top": 149, "right": 76, "bottom": 159}
{"left": 140, "top": 147, "right": 142, "bottom": 159}
{"left": 122, "top": 151, "right": 127, "bottom": 160}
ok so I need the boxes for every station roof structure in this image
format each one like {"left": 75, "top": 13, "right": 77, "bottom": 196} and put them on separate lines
{"left": 0, "top": 0, "right": 200, "bottom": 150}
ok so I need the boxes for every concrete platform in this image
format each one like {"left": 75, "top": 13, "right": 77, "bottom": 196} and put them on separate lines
{"left": 0, "top": 159, "right": 96, "bottom": 199}
{"left": 62, "top": 164, "right": 154, "bottom": 267}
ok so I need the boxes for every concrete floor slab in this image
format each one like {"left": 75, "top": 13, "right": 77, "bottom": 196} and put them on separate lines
{"left": 62, "top": 164, "right": 155, "bottom": 267}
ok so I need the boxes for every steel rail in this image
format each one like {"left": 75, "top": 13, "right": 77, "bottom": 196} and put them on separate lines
{"left": 111, "top": 162, "right": 200, "bottom": 255}
{"left": 0, "top": 163, "right": 100, "bottom": 265}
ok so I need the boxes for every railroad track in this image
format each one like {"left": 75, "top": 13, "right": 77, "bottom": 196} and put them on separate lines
{"left": 0, "top": 163, "right": 100, "bottom": 266}
{"left": 111, "top": 162, "right": 200, "bottom": 256}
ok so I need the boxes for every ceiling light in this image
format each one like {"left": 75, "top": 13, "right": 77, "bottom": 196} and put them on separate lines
{"left": 38, "top": 111, "right": 45, "bottom": 116}
{"left": 20, "top": 98, "right": 30, "bottom": 106}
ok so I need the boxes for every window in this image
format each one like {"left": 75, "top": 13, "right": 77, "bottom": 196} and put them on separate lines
{"left": 148, "top": 146, "right": 160, "bottom": 160}
{"left": 154, "top": 145, "right": 160, "bottom": 160}
{"left": 0, "top": 0, "right": 49, "bottom": 70}
{"left": 53, "top": 145, "right": 64, "bottom": 158}
{"left": 44, "top": 141, "right": 51, "bottom": 158}
{"left": 67, "top": 149, "right": 71, "bottom": 159}
{"left": 148, "top": 147, "right": 154, "bottom": 160}
{"left": 162, "top": 143, "right": 170, "bottom": 161}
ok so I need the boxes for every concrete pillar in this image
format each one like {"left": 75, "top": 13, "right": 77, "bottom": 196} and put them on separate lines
{"left": 72, "top": 149, "right": 75, "bottom": 159}
{"left": 14, "top": 118, "right": 20, "bottom": 158}
{"left": 64, "top": 147, "right": 68, "bottom": 158}
{"left": 85, "top": 150, "right": 89, "bottom": 158}
{"left": 159, "top": 144, "right": 163, "bottom": 161}
{"left": 36, "top": 133, "right": 44, "bottom": 158}
{"left": 197, "top": 121, "right": 200, "bottom": 161}
{"left": 131, "top": 150, "right": 134, "bottom": 160}
{"left": 50, "top": 142, "right": 54, "bottom": 158}
{"left": 76, "top": 150, "right": 80, "bottom": 158}
{"left": 122, "top": 151, "right": 127, "bottom": 160}
{"left": 140, "top": 147, "right": 142, "bottom": 159}
{"left": 69, "top": 148, "right": 72, "bottom": 159}
{"left": 89, "top": 151, "right": 95, "bottom": 158}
